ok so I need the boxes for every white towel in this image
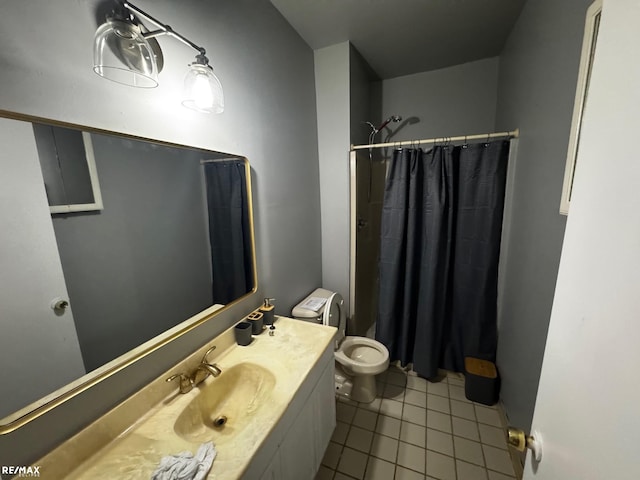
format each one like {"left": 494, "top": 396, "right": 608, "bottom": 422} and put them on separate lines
{"left": 151, "top": 442, "right": 216, "bottom": 480}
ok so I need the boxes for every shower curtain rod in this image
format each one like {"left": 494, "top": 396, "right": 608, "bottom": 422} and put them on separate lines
{"left": 350, "top": 128, "right": 519, "bottom": 151}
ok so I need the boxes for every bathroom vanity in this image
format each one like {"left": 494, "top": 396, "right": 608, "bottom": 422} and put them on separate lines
{"left": 34, "top": 317, "right": 336, "bottom": 480}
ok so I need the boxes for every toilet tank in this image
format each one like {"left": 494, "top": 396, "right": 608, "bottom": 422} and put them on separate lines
{"left": 291, "top": 287, "right": 335, "bottom": 323}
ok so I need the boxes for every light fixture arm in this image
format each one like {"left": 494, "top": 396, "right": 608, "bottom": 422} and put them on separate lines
{"left": 122, "top": 1, "right": 207, "bottom": 57}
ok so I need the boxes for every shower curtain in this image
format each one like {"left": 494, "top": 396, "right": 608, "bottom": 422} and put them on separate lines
{"left": 375, "top": 141, "right": 509, "bottom": 378}
{"left": 204, "top": 160, "right": 253, "bottom": 304}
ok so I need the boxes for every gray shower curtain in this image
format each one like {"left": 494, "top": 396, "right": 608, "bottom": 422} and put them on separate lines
{"left": 375, "top": 141, "right": 509, "bottom": 378}
{"left": 204, "top": 160, "right": 252, "bottom": 304}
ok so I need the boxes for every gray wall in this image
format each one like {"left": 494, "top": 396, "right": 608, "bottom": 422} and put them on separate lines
{"left": 380, "top": 58, "right": 500, "bottom": 142}
{"left": 0, "top": 0, "right": 320, "bottom": 468}
{"left": 495, "top": 0, "right": 593, "bottom": 431}
{"left": 314, "top": 42, "right": 351, "bottom": 312}
{"left": 52, "top": 134, "right": 213, "bottom": 372}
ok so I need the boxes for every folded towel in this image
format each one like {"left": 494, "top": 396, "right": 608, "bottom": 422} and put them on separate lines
{"left": 151, "top": 442, "right": 216, "bottom": 480}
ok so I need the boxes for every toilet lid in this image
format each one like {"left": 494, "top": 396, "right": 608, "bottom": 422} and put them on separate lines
{"left": 323, "top": 292, "right": 346, "bottom": 344}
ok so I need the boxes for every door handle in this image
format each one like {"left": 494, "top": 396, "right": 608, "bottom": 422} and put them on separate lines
{"left": 507, "top": 426, "right": 543, "bottom": 462}
{"left": 51, "top": 297, "right": 69, "bottom": 313}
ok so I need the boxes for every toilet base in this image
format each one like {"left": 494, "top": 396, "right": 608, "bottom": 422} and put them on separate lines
{"left": 350, "top": 373, "right": 378, "bottom": 403}
{"left": 334, "top": 368, "right": 353, "bottom": 400}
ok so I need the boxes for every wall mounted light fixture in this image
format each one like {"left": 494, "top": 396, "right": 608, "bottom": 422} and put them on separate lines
{"left": 93, "top": 1, "right": 224, "bottom": 113}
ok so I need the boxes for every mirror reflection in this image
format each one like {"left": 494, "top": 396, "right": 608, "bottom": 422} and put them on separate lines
{"left": 0, "top": 117, "right": 255, "bottom": 421}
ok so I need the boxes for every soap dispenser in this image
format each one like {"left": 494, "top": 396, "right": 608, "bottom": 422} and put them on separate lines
{"left": 260, "top": 298, "right": 275, "bottom": 325}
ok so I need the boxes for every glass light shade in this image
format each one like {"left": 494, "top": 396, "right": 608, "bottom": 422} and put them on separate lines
{"left": 93, "top": 19, "right": 158, "bottom": 88}
{"left": 182, "top": 63, "right": 224, "bottom": 114}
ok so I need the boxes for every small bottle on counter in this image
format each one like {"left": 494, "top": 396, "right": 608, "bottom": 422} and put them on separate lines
{"left": 260, "top": 298, "right": 275, "bottom": 325}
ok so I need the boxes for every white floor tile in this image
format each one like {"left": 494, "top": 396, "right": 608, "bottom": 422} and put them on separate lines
{"left": 337, "top": 402, "right": 357, "bottom": 423}
{"left": 400, "top": 421, "right": 426, "bottom": 448}
{"left": 426, "top": 410, "right": 452, "bottom": 434}
{"left": 402, "top": 404, "right": 427, "bottom": 427}
{"left": 322, "top": 441, "right": 342, "bottom": 469}
{"left": 364, "top": 457, "right": 396, "bottom": 480}
{"left": 425, "top": 450, "right": 455, "bottom": 480}
{"left": 452, "top": 416, "right": 480, "bottom": 441}
{"left": 483, "top": 445, "right": 516, "bottom": 475}
{"left": 404, "top": 388, "right": 427, "bottom": 407}
{"left": 450, "top": 399, "right": 476, "bottom": 421}
{"left": 346, "top": 426, "right": 374, "bottom": 453}
{"left": 315, "top": 465, "right": 334, "bottom": 480}
{"left": 370, "top": 433, "right": 399, "bottom": 463}
{"left": 384, "top": 383, "right": 406, "bottom": 400}
{"left": 353, "top": 408, "right": 379, "bottom": 432}
{"left": 395, "top": 465, "right": 426, "bottom": 480}
{"left": 426, "top": 428, "right": 454, "bottom": 456}
{"left": 475, "top": 405, "right": 502, "bottom": 427}
{"left": 479, "top": 424, "right": 508, "bottom": 449}
{"left": 337, "top": 447, "right": 369, "bottom": 479}
{"left": 456, "top": 459, "right": 489, "bottom": 480}
{"left": 447, "top": 375, "right": 465, "bottom": 387}
{"left": 448, "top": 384, "right": 468, "bottom": 402}
{"left": 487, "top": 470, "right": 516, "bottom": 480}
{"left": 332, "top": 421, "right": 350, "bottom": 444}
{"left": 335, "top": 473, "right": 356, "bottom": 480}
{"left": 406, "top": 375, "right": 428, "bottom": 393}
{"left": 397, "top": 442, "right": 426, "bottom": 474}
{"left": 453, "top": 436, "right": 484, "bottom": 466}
{"left": 375, "top": 414, "right": 402, "bottom": 438}
{"left": 427, "top": 381, "right": 449, "bottom": 398}
{"left": 386, "top": 370, "right": 408, "bottom": 387}
{"left": 427, "top": 394, "right": 450, "bottom": 414}
{"left": 380, "top": 398, "right": 404, "bottom": 419}
{"left": 330, "top": 372, "right": 512, "bottom": 480}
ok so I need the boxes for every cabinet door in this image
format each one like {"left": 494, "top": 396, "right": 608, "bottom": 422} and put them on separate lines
{"left": 311, "top": 360, "right": 336, "bottom": 467}
{"left": 259, "top": 450, "right": 281, "bottom": 480}
{"left": 279, "top": 400, "right": 316, "bottom": 479}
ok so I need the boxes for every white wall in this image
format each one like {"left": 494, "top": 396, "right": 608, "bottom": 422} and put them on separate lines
{"left": 0, "top": 0, "right": 321, "bottom": 467}
{"left": 525, "top": 1, "right": 640, "bottom": 477}
{"left": 494, "top": 0, "right": 593, "bottom": 431}
{"left": 314, "top": 42, "right": 352, "bottom": 313}
{"left": 380, "top": 58, "right": 500, "bottom": 142}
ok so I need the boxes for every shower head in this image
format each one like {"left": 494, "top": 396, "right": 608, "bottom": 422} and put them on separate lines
{"left": 376, "top": 115, "right": 402, "bottom": 132}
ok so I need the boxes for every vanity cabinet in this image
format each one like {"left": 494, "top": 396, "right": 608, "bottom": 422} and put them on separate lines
{"left": 254, "top": 347, "right": 335, "bottom": 480}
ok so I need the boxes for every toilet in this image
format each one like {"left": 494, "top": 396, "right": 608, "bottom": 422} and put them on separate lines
{"left": 292, "top": 288, "right": 389, "bottom": 403}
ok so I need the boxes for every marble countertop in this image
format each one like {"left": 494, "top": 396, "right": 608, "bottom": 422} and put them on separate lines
{"left": 38, "top": 317, "right": 335, "bottom": 480}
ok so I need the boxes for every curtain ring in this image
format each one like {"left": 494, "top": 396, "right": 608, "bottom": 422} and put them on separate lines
{"left": 485, "top": 133, "right": 490, "bottom": 147}
{"left": 463, "top": 134, "right": 468, "bottom": 149}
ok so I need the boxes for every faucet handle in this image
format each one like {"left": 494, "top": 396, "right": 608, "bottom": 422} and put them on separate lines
{"left": 201, "top": 345, "right": 217, "bottom": 363}
{"left": 166, "top": 373, "right": 193, "bottom": 394}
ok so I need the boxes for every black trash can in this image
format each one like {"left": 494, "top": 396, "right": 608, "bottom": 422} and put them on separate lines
{"left": 464, "top": 357, "right": 500, "bottom": 406}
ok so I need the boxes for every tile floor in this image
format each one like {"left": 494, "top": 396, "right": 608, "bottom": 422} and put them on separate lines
{"left": 316, "top": 366, "right": 518, "bottom": 480}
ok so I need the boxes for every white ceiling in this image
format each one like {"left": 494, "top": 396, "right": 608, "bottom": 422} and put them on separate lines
{"left": 270, "top": 0, "right": 527, "bottom": 79}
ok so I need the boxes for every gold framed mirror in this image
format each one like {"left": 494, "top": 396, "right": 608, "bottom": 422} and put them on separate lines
{"left": 0, "top": 110, "right": 257, "bottom": 433}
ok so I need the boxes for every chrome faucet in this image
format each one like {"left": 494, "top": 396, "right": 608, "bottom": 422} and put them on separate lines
{"left": 165, "top": 345, "right": 222, "bottom": 394}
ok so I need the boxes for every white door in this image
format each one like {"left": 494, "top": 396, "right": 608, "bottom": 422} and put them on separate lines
{"left": 0, "top": 117, "right": 85, "bottom": 420}
{"left": 524, "top": 1, "right": 640, "bottom": 478}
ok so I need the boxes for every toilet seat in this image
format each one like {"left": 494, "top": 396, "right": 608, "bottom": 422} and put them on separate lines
{"left": 335, "top": 336, "right": 390, "bottom": 375}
